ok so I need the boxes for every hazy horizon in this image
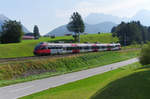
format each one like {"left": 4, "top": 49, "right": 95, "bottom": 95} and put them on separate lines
{"left": 1, "top": 0, "right": 150, "bottom": 35}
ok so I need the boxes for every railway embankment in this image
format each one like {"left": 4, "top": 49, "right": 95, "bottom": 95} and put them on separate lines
{"left": 0, "top": 49, "right": 139, "bottom": 87}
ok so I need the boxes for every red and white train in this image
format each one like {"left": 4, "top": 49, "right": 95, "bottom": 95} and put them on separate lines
{"left": 33, "top": 42, "right": 121, "bottom": 56}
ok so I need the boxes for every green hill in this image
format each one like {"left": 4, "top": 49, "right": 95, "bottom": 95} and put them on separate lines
{"left": 0, "top": 33, "right": 118, "bottom": 58}
{"left": 20, "top": 63, "right": 147, "bottom": 99}
{"left": 91, "top": 64, "right": 150, "bottom": 99}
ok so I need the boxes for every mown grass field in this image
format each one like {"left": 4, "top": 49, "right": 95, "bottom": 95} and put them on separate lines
{"left": 20, "top": 62, "right": 150, "bottom": 99}
{"left": 0, "top": 49, "right": 139, "bottom": 87}
{"left": 0, "top": 33, "right": 118, "bottom": 58}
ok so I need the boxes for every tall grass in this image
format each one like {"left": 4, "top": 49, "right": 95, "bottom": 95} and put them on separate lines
{"left": 0, "top": 50, "right": 139, "bottom": 87}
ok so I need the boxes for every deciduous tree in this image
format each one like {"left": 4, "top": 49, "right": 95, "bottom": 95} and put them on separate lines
{"left": 67, "top": 12, "right": 85, "bottom": 42}
{"left": 0, "top": 20, "right": 23, "bottom": 44}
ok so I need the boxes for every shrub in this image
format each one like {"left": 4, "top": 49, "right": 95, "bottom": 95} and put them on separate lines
{"left": 139, "top": 42, "right": 150, "bottom": 65}
{"left": 50, "top": 35, "right": 55, "bottom": 39}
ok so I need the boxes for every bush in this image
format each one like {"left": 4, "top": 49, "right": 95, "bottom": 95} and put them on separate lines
{"left": 140, "top": 42, "right": 150, "bottom": 65}
{"left": 50, "top": 35, "right": 55, "bottom": 39}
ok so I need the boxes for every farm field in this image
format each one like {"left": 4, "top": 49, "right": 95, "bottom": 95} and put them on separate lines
{"left": 0, "top": 49, "right": 139, "bottom": 87}
{"left": 20, "top": 62, "right": 150, "bottom": 99}
{"left": 0, "top": 33, "right": 118, "bottom": 58}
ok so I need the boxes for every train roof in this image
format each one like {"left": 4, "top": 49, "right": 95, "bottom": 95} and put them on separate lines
{"left": 40, "top": 42, "right": 120, "bottom": 47}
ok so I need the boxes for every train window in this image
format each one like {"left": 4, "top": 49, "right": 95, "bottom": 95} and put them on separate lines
{"left": 54, "top": 46, "right": 62, "bottom": 49}
{"left": 55, "top": 47, "right": 60, "bottom": 49}
{"left": 115, "top": 45, "right": 119, "bottom": 47}
{"left": 73, "top": 47, "right": 77, "bottom": 50}
{"left": 96, "top": 46, "right": 100, "bottom": 49}
{"left": 66, "top": 47, "right": 81, "bottom": 50}
{"left": 77, "top": 47, "right": 82, "bottom": 49}
{"left": 107, "top": 46, "right": 114, "bottom": 48}
{"left": 84, "top": 46, "right": 90, "bottom": 49}
{"left": 51, "top": 47, "right": 56, "bottom": 49}
{"left": 67, "top": 47, "right": 72, "bottom": 50}
{"left": 58, "top": 47, "right": 63, "bottom": 49}
{"left": 112, "top": 46, "right": 115, "bottom": 48}
{"left": 48, "top": 46, "right": 62, "bottom": 49}
{"left": 63, "top": 47, "right": 66, "bottom": 50}
{"left": 98, "top": 46, "right": 102, "bottom": 49}
{"left": 48, "top": 47, "right": 51, "bottom": 49}
{"left": 40, "top": 46, "right": 47, "bottom": 50}
{"left": 101, "top": 46, "right": 106, "bottom": 49}
{"left": 92, "top": 46, "right": 99, "bottom": 49}
{"left": 72, "top": 47, "right": 77, "bottom": 50}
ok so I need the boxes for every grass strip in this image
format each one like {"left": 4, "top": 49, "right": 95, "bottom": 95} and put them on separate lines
{"left": 20, "top": 62, "right": 144, "bottom": 99}
{"left": 0, "top": 49, "right": 139, "bottom": 87}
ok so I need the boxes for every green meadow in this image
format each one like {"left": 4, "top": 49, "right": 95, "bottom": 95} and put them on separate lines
{"left": 0, "top": 33, "right": 118, "bottom": 58}
{"left": 0, "top": 49, "right": 139, "bottom": 87}
{"left": 20, "top": 62, "right": 150, "bottom": 99}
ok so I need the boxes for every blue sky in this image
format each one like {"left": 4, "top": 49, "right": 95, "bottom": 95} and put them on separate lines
{"left": 0, "top": 0, "right": 150, "bottom": 35}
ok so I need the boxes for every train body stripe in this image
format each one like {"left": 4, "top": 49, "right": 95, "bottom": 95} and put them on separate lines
{"left": 34, "top": 43, "right": 121, "bottom": 56}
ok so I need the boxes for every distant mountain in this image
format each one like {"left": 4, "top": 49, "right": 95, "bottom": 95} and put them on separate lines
{"left": 46, "top": 9, "right": 150, "bottom": 36}
{"left": 46, "top": 22, "right": 117, "bottom": 36}
{"left": 85, "top": 22, "right": 117, "bottom": 34}
{"left": 132, "top": 9, "right": 150, "bottom": 26}
{"left": 84, "top": 13, "right": 129, "bottom": 25}
{"left": 84, "top": 9, "right": 150, "bottom": 26}
{"left": 47, "top": 25, "right": 71, "bottom": 36}
{"left": 0, "top": 14, "right": 30, "bottom": 33}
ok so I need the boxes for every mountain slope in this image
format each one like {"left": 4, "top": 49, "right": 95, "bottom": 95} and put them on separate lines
{"left": 85, "top": 22, "right": 117, "bottom": 34}
{"left": 84, "top": 13, "right": 129, "bottom": 25}
{"left": 47, "top": 9, "right": 150, "bottom": 37}
{"left": 46, "top": 22, "right": 117, "bottom": 36}
{"left": 0, "top": 14, "right": 30, "bottom": 33}
{"left": 47, "top": 24, "right": 72, "bottom": 36}
{"left": 84, "top": 9, "right": 150, "bottom": 26}
{"left": 132, "top": 9, "right": 150, "bottom": 26}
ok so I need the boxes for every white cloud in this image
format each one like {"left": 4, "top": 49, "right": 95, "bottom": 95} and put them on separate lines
{"left": 56, "top": 0, "right": 150, "bottom": 18}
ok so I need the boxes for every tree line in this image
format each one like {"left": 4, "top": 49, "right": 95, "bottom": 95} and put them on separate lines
{"left": 111, "top": 21, "right": 150, "bottom": 46}
{"left": 0, "top": 12, "right": 84, "bottom": 44}
{"left": 0, "top": 20, "right": 40, "bottom": 44}
{"left": 2, "top": 12, "right": 150, "bottom": 45}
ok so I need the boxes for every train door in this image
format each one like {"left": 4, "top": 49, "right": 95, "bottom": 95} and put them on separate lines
{"left": 82, "top": 45, "right": 89, "bottom": 52}
{"left": 50, "top": 46, "right": 57, "bottom": 54}
{"left": 79, "top": 45, "right": 84, "bottom": 53}
{"left": 92, "top": 44, "right": 98, "bottom": 52}
{"left": 107, "top": 44, "right": 111, "bottom": 51}
{"left": 57, "top": 46, "right": 63, "bottom": 54}
{"left": 72, "top": 44, "right": 80, "bottom": 53}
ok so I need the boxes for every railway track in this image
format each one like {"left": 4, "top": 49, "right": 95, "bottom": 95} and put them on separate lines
{"left": 0, "top": 48, "right": 141, "bottom": 64}
{"left": 0, "top": 53, "right": 82, "bottom": 64}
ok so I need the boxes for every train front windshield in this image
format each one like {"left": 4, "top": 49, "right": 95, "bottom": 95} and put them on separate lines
{"left": 34, "top": 44, "right": 41, "bottom": 50}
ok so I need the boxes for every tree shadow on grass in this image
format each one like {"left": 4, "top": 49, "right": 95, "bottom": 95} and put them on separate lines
{"left": 91, "top": 67, "right": 150, "bottom": 99}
